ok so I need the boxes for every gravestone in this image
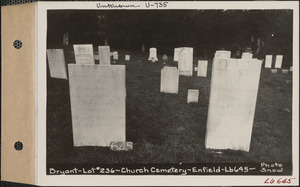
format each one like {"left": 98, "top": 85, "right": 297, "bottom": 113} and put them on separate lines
{"left": 148, "top": 48, "right": 158, "bottom": 62}
{"left": 68, "top": 64, "right": 126, "bottom": 146}
{"left": 214, "top": 50, "right": 231, "bottom": 59}
{"left": 290, "top": 66, "right": 293, "bottom": 71}
{"left": 187, "top": 89, "right": 199, "bottom": 103}
{"left": 275, "top": 55, "right": 283, "bottom": 68}
{"left": 113, "top": 51, "right": 118, "bottom": 60}
{"left": 98, "top": 46, "right": 111, "bottom": 65}
{"left": 178, "top": 47, "right": 193, "bottom": 76}
{"left": 197, "top": 60, "right": 208, "bottom": 77}
{"left": 125, "top": 55, "right": 130, "bottom": 61}
{"left": 271, "top": 69, "right": 278, "bottom": 73}
{"left": 46, "top": 49, "right": 68, "bottom": 79}
{"left": 241, "top": 52, "right": 253, "bottom": 59}
{"left": 73, "top": 44, "right": 95, "bottom": 64}
{"left": 265, "top": 55, "right": 272, "bottom": 68}
{"left": 205, "top": 58, "right": 262, "bottom": 152}
{"left": 282, "top": 69, "right": 288, "bottom": 73}
{"left": 160, "top": 67, "right": 179, "bottom": 94}
{"left": 174, "top": 48, "right": 180, "bottom": 61}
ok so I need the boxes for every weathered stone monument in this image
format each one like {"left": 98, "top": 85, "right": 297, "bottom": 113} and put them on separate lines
{"left": 265, "top": 55, "right": 272, "bottom": 68}
{"left": 197, "top": 60, "right": 208, "bottom": 77}
{"left": 98, "top": 46, "right": 111, "bottom": 65}
{"left": 205, "top": 58, "right": 262, "bottom": 152}
{"left": 113, "top": 51, "right": 118, "bottom": 60}
{"left": 271, "top": 69, "right": 278, "bottom": 73}
{"left": 174, "top": 48, "right": 180, "bottom": 61}
{"left": 160, "top": 67, "right": 179, "bottom": 94}
{"left": 178, "top": 47, "right": 193, "bottom": 76}
{"left": 68, "top": 64, "right": 126, "bottom": 146}
{"left": 275, "top": 55, "right": 283, "bottom": 68}
{"left": 214, "top": 50, "right": 231, "bottom": 59}
{"left": 187, "top": 89, "right": 199, "bottom": 103}
{"left": 125, "top": 55, "right": 130, "bottom": 61}
{"left": 46, "top": 49, "right": 68, "bottom": 79}
{"left": 148, "top": 48, "right": 158, "bottom": 62}
{"left": 73, "top": 44, "right": 95, "bottom": 64}
{"left": 241, "top": 52, "right": 253, "bottom": 59}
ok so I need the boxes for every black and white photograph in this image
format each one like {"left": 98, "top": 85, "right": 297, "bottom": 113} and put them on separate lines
{"left": 38, "top": 1, "right": 298, "bottom": 186}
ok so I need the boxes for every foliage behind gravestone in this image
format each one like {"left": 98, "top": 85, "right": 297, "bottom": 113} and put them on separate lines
{"left": 47, "top": 10, "right": 292, "bottom": 65}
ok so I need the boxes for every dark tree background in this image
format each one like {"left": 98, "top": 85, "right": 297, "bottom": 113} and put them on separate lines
{"left": 47, "top": 9, "right": 293, "bottom": 66}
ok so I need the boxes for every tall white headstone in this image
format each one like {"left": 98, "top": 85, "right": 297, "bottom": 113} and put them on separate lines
{"left": 178, "top": 47, "right": 193, "bottom": 76}
{"left": 265, "top": 55, "right": 272, "bottom": 68}
{"left": 174, "top": 48, "right": 181, "bottom": 61}
{"left": 197, "top": 60, "right": 208, "bottom": 77}
{"left": 46, "top": 49, "right": 68, "bottom": 79}
{"left": 68, "top": 64, "right": 126, "bottom": 146}
{"left": 241, "top": 52, "right": 253, "bottom": 59}
{"left": 73, "top": 44, "right": 95, "bottom": 64}
{"left": 160, "top": 67, "right": 179, "bottom": 94}
{"left": 275, "top": 55, "right": 283, "bottom": 68}
{"left": 98, "top": 46, "right": 111, "bottom": 65}
{"left": 148, "top": 48, "right": 158, "bottom": 62}
{"left": 214, "top": 50, "right": 231, "bottom": 59}
{"left": 187, "top": 89, "right": 199, "bottom": 103}
{"left": 205, "top": 58, "right": 262, "bottom": 152}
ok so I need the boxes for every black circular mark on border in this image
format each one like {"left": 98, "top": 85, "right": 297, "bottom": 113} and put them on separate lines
{"left": 13, "top": 40, "right": 22, "bottom": 49}
{"left": 14, "top": 141, "right": 23, "bottom": 151}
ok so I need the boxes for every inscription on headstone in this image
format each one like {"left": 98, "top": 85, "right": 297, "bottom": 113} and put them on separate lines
{"left": 73, "top": 44, "right": 95, "bottom": 65}
{"left": 241, "top": 52, "right": 253, "bottom": 59}
{"left": 197, "top": 60, "right": 208, "bottom": 77}
{"left": 265, "top": 55, "right": 272, "bottom": 68}
{"left": 205, "top": 58, "right": 262, "bottom": 152}
{"left": 160, "top": 67, "right": 179, "bottom": 94}
{"left": 46, "top": 49, "right": 68, "bottom": 79}
{"left": 98, "top": 46, "right": 111, "bottom": 65}
{"left": 275, "top": 55, "right": 283, "bottom": 68}
{"left": 187, "top": 89, "right": 199, "bottom": 103}
{"left": 68, "top": 64, "right": 126, "bottom": 146}
{"left": 178, "top": 47, "right": 193, "bottom": 76}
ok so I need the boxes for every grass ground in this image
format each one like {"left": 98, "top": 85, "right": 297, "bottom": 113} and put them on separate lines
{"left": 47, "top": 48, "right": 292, "bottom": 165}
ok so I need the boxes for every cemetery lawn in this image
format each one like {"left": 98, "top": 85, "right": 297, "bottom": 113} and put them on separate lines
{"left": 47, "top": 49, "right": 292, "bottom": 165}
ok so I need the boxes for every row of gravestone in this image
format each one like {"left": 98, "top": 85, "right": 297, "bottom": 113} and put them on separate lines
{"left": 46, "top": 46, "right": 274, "bottom": 152}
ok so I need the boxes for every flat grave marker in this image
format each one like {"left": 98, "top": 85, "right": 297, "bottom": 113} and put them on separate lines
{"left": 68, "top": 64, "right": 126, "bottom": 146}
{"left": 46, "top": 49, "right": 68, "bottom": 79}
{"left": 73, "top": 44, "right": 95, "bottom": 65}
{"left": 187, "top": 89, "right": 199, "bottom": 103}
{"left": 160, "top": 67, "right": 179, "bottom": 94}
{"left": 205, "top": 58, "right": 262, "bottom": 152}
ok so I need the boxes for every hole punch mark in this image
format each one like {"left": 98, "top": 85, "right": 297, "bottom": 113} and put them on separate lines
{"left": 13, "top": 40, "right": 22, "bottom": 49}
{"left": 14, "top": 141, "right": 23, "bottom": 151}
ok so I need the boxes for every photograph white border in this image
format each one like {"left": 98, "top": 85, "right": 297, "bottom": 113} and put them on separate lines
{"left": 37, "top": 1, "right": 299, "bottom": 186}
